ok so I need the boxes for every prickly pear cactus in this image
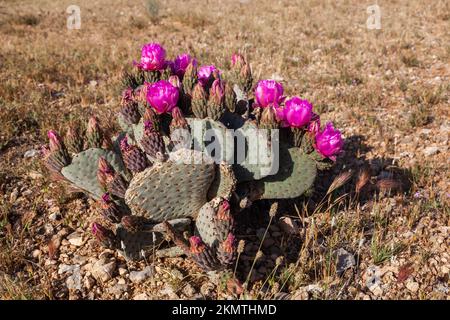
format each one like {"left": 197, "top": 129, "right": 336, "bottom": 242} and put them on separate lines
{"left": 40, "top": 43, "right": 344, "bottom": 273}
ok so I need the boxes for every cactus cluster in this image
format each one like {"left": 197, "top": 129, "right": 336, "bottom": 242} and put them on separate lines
{"left": 41, "top": 43, "right": 343, "bottom": 272}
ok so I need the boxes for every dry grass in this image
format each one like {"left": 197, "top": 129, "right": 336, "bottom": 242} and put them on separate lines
{"left": 0, "top": 0, "right": 449, "bottom": 300}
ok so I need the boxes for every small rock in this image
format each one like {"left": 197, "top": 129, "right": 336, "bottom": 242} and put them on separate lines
{"left": 262, "top": 238, "right": 275, "bottom": 248}
{"left": 334, "top": 248, "right": 356, "bottom": 275}
{"left": 160, "top": 283, "right": 179, "bottom": 299}
{"left": 117, "top": 278, "right": 126, "bottom": 285}
{"left": 66, "top": 266, "right": 82, "bottom": 291}
{"left": 107, "top": 283, "right": 128, "bottom": 298}
{"left": 32, "top": 249, "right": 42, "bottom": 259}
{"left": 9, "top": 188, "right": 19, "bottom": 203}
{"left": 406, "top": 281, "right": 419, "bottom": 293}
{"left": 29, "top": 171, "right": 43, "bottom": 180}
{"left": 182, "top": 283, "right": 196, "bottom": 297}
{"left": 423, "top": 146, "right": 439, "bottom": 157}
{"left": 58, "top": 264, "right": 79, "bottom": 275}
{"left": 91, "top": 259, "right": 116, "bottom": 283}
{"left": 67, "top": 232, "right": 83, "bottom": 247}
{"left": 170, "top": 268, "right": 184, "bottom": 280}
{"left": 129, "top": 266, "right": 155, "bottom": 284}
{"left": 84, "top": 276, "right": 95, "bottom": 290}
{"left": 118, "top": 268, "right": 128, "bottom": 276}
{"left": 24, "top": 149, "right": 39, "bottom": 158}
{"left": 89, "top": 80, "right": 98, "bottom": 87}
{"left": 133, "top": 293, "right": 150, "bottom": 300}
{"left": 72, "top": 255, "right": 88, "bottom": 265}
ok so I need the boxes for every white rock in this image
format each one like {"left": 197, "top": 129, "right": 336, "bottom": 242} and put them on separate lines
{"left": 91, "top": 260, "right": 116, "bottom": 283}
{"left": 67, "top": 232, "right": 83, "bottom": 246}
{"left": 423, "top": 146, "right": 439, "bottom": 156}
{"left": 24, "top": 149, "right": 39, "bottom": 158}
{"left": 133, "top": 293, "right": 150, "bottom": 300}
{"left": 406, "top": 281, "right": 419, "bottom": 293}
{"left": 32, "top": 249, "right": 42, "bottom": 259}
{"left": 66, "top": 266, "right": 82, "bottom": 291}
{"left": 129, "top": 266, "right": 155, "bottom": 284}
{"left": 84, "top": 276, "right": 95, "bottom": 290}
{"left": 118, "top": 268, "right": 128, "bottom": 276}
{"left": 58, "top": 264, "right": 79, "bottom": 275}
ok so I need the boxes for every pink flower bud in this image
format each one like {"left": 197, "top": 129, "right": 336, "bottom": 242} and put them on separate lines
{"left": 47, "top": 130, "right": 65, "bottom": 152}
{"left": 209, "top": 79, "right": 224, "bottom": 105}
{"left": 189, "top": 236, "right": 205, "bottom": 254}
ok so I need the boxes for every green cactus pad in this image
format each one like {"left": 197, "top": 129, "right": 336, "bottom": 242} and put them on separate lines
{"left": 252, "top": 145, "right": 317, "bottom": 199}
{"left": 232, "top": 121, "right": 276, "bottom": 182}
{"left": 61, "top": 148, "right": 127, "bottom": 199}
{"left": 194, "top": 198, "right": 220, "bottom": 248}
{"left": 186, "top": 118, "right": 234, "bottom": 164}
{"left": 125, "top": 149, "right": 216, "bottom": 222}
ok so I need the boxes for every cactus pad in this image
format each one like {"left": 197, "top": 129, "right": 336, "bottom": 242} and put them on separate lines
{"left": 61, "top": 148, "right": 127, "bottom": 199}
{"left": 125, "top": 149, "right": 216, "bottom": 222}
{"left": 253, "top": 145, "right": 317, "bottom": 199}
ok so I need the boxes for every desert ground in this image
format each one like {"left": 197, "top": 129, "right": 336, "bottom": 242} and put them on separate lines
{"left": 0, "top": 0, "right": 448, "bottom": 300}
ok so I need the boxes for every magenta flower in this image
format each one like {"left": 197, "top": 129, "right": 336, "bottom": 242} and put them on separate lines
{"left": 137, "top": 43, "right": 166, "bottom": 71}
{"left": 172, "top": 53, "right": 196, "bottom": 78}
{"left": 198, "top": 65, "right": 219, "bottom": 87}
{"left": 254, "top": 80, "right": 284, "bottom": 108}
{"left": 315, "top": 122, "right": 344, "bottom": 161}
{"left": 146, "top": 80, "right": 179, "bottom": 114}
{"left": 284, "top": 97, "right": 313, "bottom": 128}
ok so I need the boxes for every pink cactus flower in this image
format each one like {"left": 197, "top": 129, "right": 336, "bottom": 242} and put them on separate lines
{"left": 254, "top": 80, "right": 284, "bottom": 108}
{"left": 284, "top": 97, "right": 313, "bottom": 128}
{"left": 137, "top": 43, "right": 166, "bottom": 71}
{"left": 172, "top": 53, "right": 196, "bottom": 78}
{"left": 315, "top": 122, "right": 344, "bottom": 161}
{"left": 198, "top": 65, "right": 220, "bottom": 87}
{"left": 146, "top": 80, "right": 180, "bottom": 114}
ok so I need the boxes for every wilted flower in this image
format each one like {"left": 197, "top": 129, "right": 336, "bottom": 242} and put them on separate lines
{"left": 91, "top": 222, "right": 117, "bottom": 248}
{"left": 284, "top": 97, "right": 313, "bottom": 128}
{"left": 315, "top": 122, "right": 344, "bottom": 161}
{"left": 146, "top": 80, "right": 180, "bottom": 114}
{"left": 172, "top": 53, "right": 196, "bottom": 78}
{"left": 137, "top": 43, "right": 166, "bottom": 71}
{"left": 254, "top": 80, "right": 284, "bottom": 108}
{"left": 198, "top": 65, "right": 220, "bottom": 87}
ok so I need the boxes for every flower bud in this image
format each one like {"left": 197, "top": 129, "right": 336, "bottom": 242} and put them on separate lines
{"left": 191, "top": 83, "right": 208, "bottom": 119}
